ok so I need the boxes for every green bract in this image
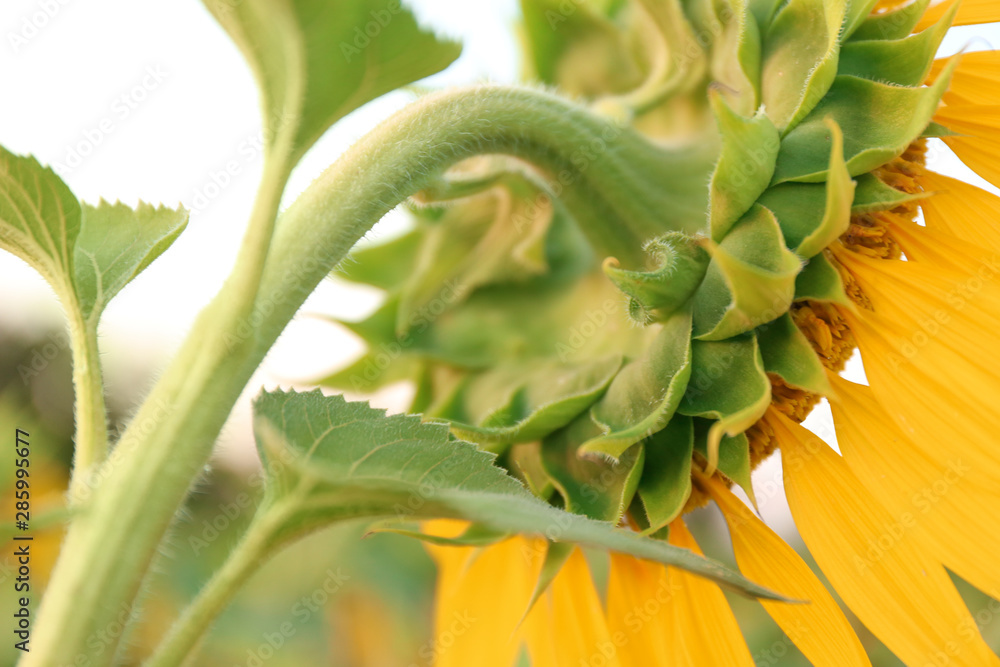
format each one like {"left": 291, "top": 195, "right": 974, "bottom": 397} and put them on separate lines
{"left": 325, "top": 0, "right": 958, "bottom": 542}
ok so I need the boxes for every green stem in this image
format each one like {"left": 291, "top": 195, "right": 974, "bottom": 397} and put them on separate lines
{"left": 143, "top": 502, "right": 286, "bottom": 667}
{"left": 67, "top": 310, "right": 108, "bottom": 501}
{"left": 27, "top": 85, "right": 715, "bottom": 667}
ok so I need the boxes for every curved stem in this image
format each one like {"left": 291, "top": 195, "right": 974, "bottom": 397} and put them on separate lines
{"left": 67, "top": 310, "right": 108, "bottom": 501}
{"left": 28, "top": 85, "right": 715, "bottom": 667}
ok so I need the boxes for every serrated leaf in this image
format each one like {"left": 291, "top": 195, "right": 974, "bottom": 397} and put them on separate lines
{"left": 542, "top": 416, "right": 645, "bottom": 522}
{"left": 679, "top": 335, "right": 771, "bottom": 474}
{"left": 849, "top": 0, "right": 929, "bottom": 41}
{"left": 838, "top": 1, "right": 956, "bottom": 87}
{"left": 0, "top": 148, "right": 187, "bottom": 326}
{"left": 0, "top": 147, "right": 81, "bottom": 296}
{"left": 693, "top": 205, "right": 802, "bottom": 341}
{"left": 760, "top": 0, "right": 848, "bottom": 132}
{"left": 637, "top": 416, "right": 694, "bottom": 533}
{"left": 772, "top": 58, "right": 959, "bottom": 184}
{"left": 756, "top": 313, "right": 831, "bottom": 394}
{"left": 252, "top": 390, "right": 787, "bottom": 599}
{"left": 582, "top": 310, "right": 693, "bottom": 459}
{"left": 693, "top": 418, "right": 757, "bottom": 507}
{"left": 708, "top": 93, "right": 780, "bottom": 241}
{"left": 204, "top": 0, "right": 461, "bottom": 164}
{"left": 794, "top": 252, "right": 851, "bottom": 305}
{"left": 74, "top": 200, "right": 188, "bottom": 322}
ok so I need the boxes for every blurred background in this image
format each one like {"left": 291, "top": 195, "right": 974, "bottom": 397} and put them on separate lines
{"left": 1, "top": 0, "right": 999, "bottom": 664}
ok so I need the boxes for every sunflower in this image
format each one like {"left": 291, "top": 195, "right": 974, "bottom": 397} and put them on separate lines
{"left": 324, "top": 0, "right": 1000, "bottom": 663}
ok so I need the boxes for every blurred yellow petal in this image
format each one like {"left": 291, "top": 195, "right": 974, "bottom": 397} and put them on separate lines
{"left": 703, "top": 477, "right": 871, "bottom": 667}
{"left": 918, "top": 170, "right": 1000, "bottom": 253}
{"left": 426, "top": 520, "right": 540, "bottom": 667}
{"left": 665, "top": 520, "right": 755, "bottom": 667}
{"left": 525, "top": 549, "right": 622, "bottom": 667}
{"left": 829, "top": 375, "right": 1000, "bottom": 598}
{"left": 916, "top": 0, "right": 1000, "bottom": 31}
{"left": 833, "top": 248, "right": 1000, "bottom": 479}
{"left": 606, "top": 553, "right": 674, "bottom": 666}
{"left": 771, "top": 409, "right": 1000, "bottom": 667}
{"left": 929, "top": 52, "right": 1000, "bottom": 105}
{"left": 935, "top": 103, "right": 1000, "bottom": 189}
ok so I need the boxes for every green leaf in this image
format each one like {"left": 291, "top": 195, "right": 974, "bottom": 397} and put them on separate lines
{"left": 519, "top": 0, "right": 639, "bottom": 95}
{"left": 509, "top": 441, "right": 556, "bottom": 500}
{"left": 252, "top": 390, "right": 787, "bottom": 599}
{"left": 760, "top": 0, "right": 848, "bottom": 132}
{"left": 851, "top": 173, "right": 931, "bottom": 213}
{"left": 842, "top": 0, "right": 881, "bottom": 39}
{"left": 794, "top": 252, "right": 851, "bottom": 305}
{"left": 637, "top": 416, "right": 694, "bottom": 533}
{"left": 757, "top": 121, "right": 855, "bottom": 258}
{"left": 793, "top": 121, "right": 855, "bottom": 258}
{"left": 0, "top": 147, "right": 81, "bottom": 296}
{"left": 335, "top": 229, "right": 422, "bottom": 291}
{"left": 756, "top": 313, "right": 831, "bottom": 394}
{"left": 443, "top": 355, "right": 623, "bottom": 447}
{"left": 709, "top": 0, "right": 762, "bottom": 115}
{"left": 693, "top": 205, "right": 802, "bottom": 341}
{"left": 542, "top": 416, "right": 645, "bottom": 522}
{"left": 0, "top": 148, "right": 187, "bottom": 324}
{"left": 366, "top": 521, "right": 509, "bottom": 547}
{"left": 708, "top": 92, "right": 780, "bottom": 241}
{"left": 693, "top": 418, "right": 757, "bottom": 507}
{"left": 582, "top": 310, "right": 693, "bottom": 459}
{"left": 679, "top": 335, "right": 771, "bottom": 474}
{"left": 772, "top": 59, "right": 959, "bottom": 184}
{"left": 602, "top": 233, "right": 710, "bottom": 323}
{"left": 204, "top": 0, "right": 462, "bottom": 164}
{"left": 838, "top": 1, "right": 957, "bottom": 87}
{"left": 74, "top": 200, "right": 188, "bottom": 322}
{"left": 849, "top": 0, "right": 930, "bottom": 42}
{"left": 747, "top": 0, "right": 784, "bottom": 32}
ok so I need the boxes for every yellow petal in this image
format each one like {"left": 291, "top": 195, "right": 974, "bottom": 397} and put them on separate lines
{"left": 888, "top": 217, "right": 998, "bottom": 268}
{"left": 771, "top": 409, "right": 1000, "bottom": 667}
{"left": 832, "top": 248, "right": 1000, "bottom": 480}
{"left": 829, "top": 375, "right": 1000, "bottom": 599}
{"left": 916, "top": 0, "right": 1000, "bottom": 31}
{"left": 606, "top": 553, "right": 674, "bottom": 666}
{"left": 929, "top": 52, "right": 1000, "bottom": 106}
{"left": 703, "top": 476, "right": 872, "bottom": 667}
{"left": 664, "top": 520, "right": 755, "bottom": 667}
{"left": 427, "top": 522, "right": 540, "bottom": 667}
{"left": 918, "top": 170, "right": 1000, "bottom": 254}
{"left": 935, "top": 103, "right": 1000, "bottom": 189}
{"left": 524, "top": 549, "right": 623, "bottom": 667}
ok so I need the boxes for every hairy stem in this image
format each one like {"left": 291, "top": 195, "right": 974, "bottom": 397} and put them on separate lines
{"left": 28, "top": 85, "right": 715, "bottom": 667}
{"left": 67, "top": 311, "right": 108, "bottom": 501}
